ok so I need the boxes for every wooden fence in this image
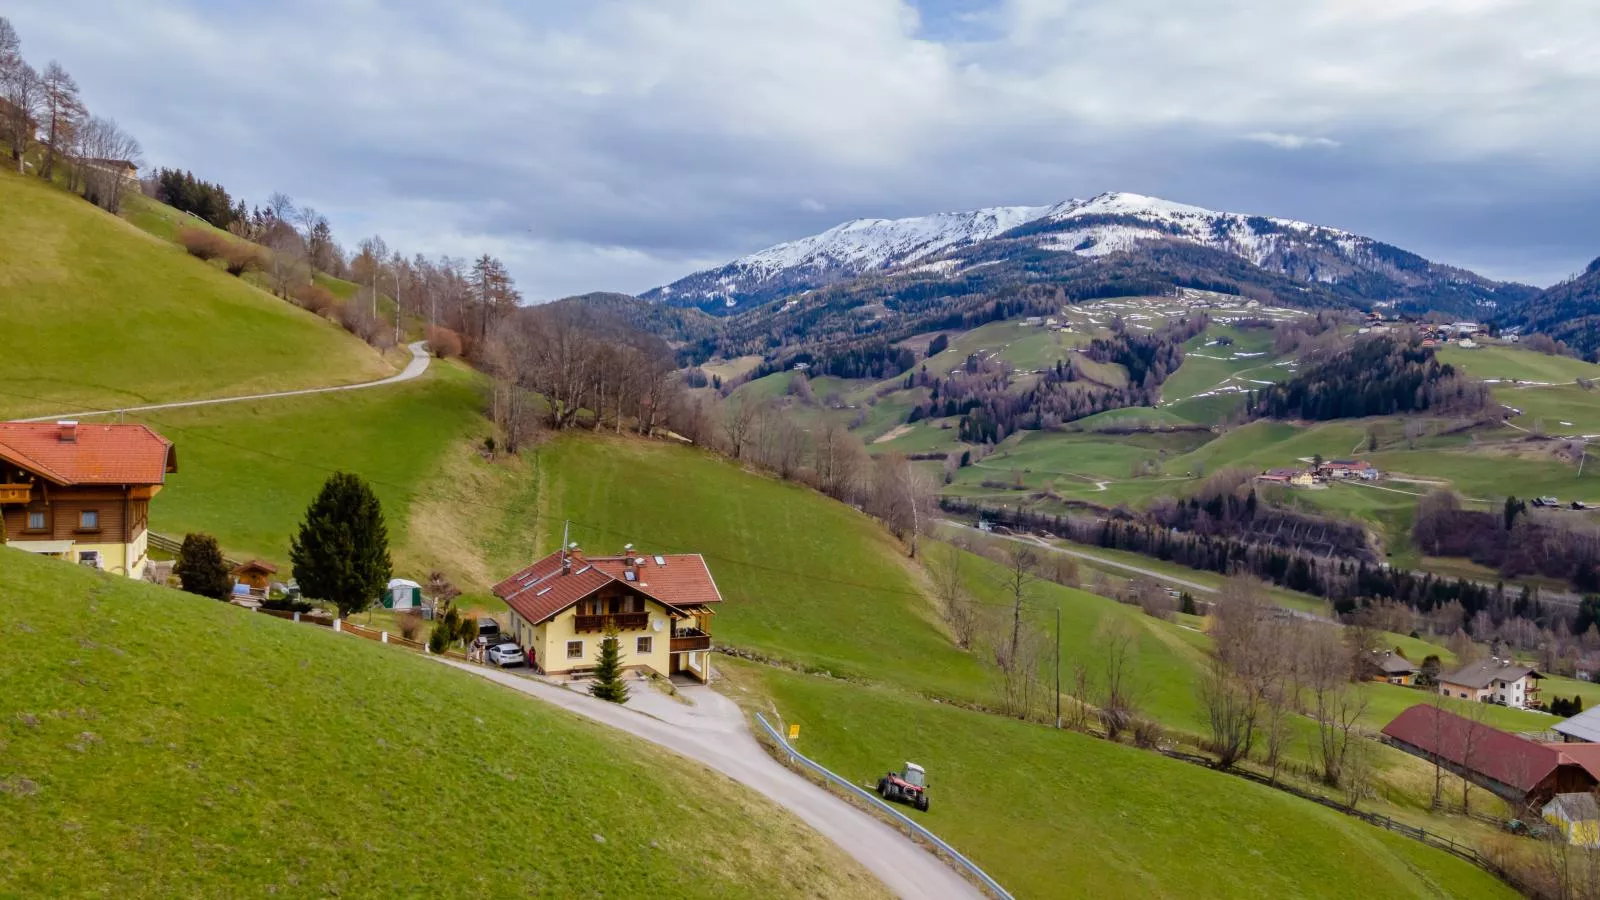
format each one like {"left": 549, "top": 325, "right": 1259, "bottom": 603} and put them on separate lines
{"left": 1157, "top": 747, "right": 1548, "bottom": 898}
{"left": 252, "top": 606, "right": 464, "bottom": 658}
{"left": 149, "top": 532, "right": 242, "bottom": 569}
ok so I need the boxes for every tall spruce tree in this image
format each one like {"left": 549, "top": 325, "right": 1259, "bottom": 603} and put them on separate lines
{"left": 589, "top": 627, "right": 630, "bottom": 703}
{"left": 289, "top": 472, "right": 391, "bottom": 618}
{"left": 174, "top": 532, "right": 231, "bottom": 599}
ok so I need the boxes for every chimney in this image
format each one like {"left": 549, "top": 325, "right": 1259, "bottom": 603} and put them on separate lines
{"left": 624, "top": 543, "right": 637, "bottom": 578}
{"left": 58, "top": 421, "right": 78, "bottom": 443}
{"left": 562, "top": 542, "right": 580, "bottom": 574}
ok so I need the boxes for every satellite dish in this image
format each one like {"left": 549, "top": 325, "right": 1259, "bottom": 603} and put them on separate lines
{"left": 652, "top": 618, "right": 663, "bottom": 632}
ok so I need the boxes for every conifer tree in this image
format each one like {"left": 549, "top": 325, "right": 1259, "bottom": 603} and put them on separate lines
{"left": 290, "top": 472, "right": 391, "bottom": 618}
{"left": 174, "top": 532, "right": 231, "bottom": 599}
{"left": 589, "top": 627, "right": 630, "bottom": 704}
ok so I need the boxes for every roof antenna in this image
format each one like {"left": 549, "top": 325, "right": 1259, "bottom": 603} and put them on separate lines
{"left": 557, "top": 520, "right": 570, "bottom": 566}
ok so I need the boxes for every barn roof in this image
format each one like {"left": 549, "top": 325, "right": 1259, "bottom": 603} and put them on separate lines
{"left": 1381, "top": 704, "right": 1600, "bottom": 793}
{"left": 1555, "top": 706, "right": 1600, "bottom": 743}
{"left": 0, "top": 422, "right": 175, "bottom": 486}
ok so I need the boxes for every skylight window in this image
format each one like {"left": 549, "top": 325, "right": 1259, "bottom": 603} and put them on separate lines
{"left": 624, "top": 571, "right": 637, "bottom": 581}
{"left": 654, "top": 556, "right": 666, "bottom": 566}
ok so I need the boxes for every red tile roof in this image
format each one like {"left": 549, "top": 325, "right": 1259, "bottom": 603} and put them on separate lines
{"left": 0, "top": 422, "right": 175, "bottom": 486}
{"left": 1381, "top": 704, "right": 1600, "bottom": 792}
{"left": 491, "top": 549, "right": 722, "bottom": 625}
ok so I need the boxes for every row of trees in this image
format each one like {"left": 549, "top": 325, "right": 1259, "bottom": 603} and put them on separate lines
{"left": 1251, "top": 334, "right": 1492, "bottom": 420}
{"left": 1415, "top": 489, "right": 1600, "bottom": 592}
{"left": 2, "top": 18, "right": 142, "bottom": 212}
{"left": 942, "top": 497, "right": 1548, "bottom": 626}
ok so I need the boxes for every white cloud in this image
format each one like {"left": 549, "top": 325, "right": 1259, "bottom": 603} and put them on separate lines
{"left": 6, "top": 0, "right": 1598, "bottom": 294}
{"left": 1243, "top": 132, "right": 1342, "bottom": 151}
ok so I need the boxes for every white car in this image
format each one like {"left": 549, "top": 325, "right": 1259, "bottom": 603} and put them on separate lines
{"left": 486, "top": 641, "right": 525, "bottom": 668}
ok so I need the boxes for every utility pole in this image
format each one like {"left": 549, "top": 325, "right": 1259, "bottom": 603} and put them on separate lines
{"left": 394, "top": 268, "right": 403, "bottom": 347}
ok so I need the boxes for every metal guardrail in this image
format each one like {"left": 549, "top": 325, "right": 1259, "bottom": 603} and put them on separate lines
{"left": 753, "top": 712, "right": 1014, "bottom": 900}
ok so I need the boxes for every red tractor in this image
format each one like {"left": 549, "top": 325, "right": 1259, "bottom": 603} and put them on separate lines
{"left": 876, "top": 762, "right": 929, "bottom": 811}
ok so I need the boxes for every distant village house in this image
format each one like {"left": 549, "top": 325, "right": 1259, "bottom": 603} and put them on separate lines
{"left": 1438, "top": 657, "right": 1544, "bottom": 710}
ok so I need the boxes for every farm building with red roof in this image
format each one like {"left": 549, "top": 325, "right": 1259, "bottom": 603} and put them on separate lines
{"left": 0, "top": 421, "right": 176, "bottom": 580}
{"left": 1381, "top": 704, "right": 1600, "bottom": 807}
{"left": 492, "top": 545, "right": 722, "bottom": 683}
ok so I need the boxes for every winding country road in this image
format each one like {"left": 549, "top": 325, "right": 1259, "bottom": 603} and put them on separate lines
{"left": 439, "top": 659, "right": 986, "bottom": 900}
{"left": 17, "top": 341, "right": 432, "bottom": 423}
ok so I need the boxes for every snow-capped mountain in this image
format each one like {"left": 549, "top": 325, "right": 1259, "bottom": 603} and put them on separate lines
{"left": 641, "top": 203, "right": 1058, "bottom": 310}
{"left": 643, "top": 191, "right": 1532, "bottom": 317}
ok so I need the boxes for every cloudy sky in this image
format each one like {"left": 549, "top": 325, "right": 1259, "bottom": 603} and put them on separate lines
{"left": 10, "top": 0, "right": 1599, "bottom": 298}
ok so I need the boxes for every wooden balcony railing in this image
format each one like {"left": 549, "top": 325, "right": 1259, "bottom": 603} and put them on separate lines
{"left": 670, "top": 629, "right": 712, "bottom": 653}
{"left": 573, "top": 612, "right": 649, "bottom": 633}
{"left": 0, "top": 484, "right": 30, "bottom": 504}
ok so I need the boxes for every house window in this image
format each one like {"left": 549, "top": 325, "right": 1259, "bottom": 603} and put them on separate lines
{"left": 78, "top": 509, "right": 99, "bottom": 531}
{"left": 26, "top": 510, "right": 45, "bottom": 531}
{"left": 636, "top": 636, "right": 653, "bottom": 654}
{"left": 566, "top": 640, "right": 584, "bottom": 660}
{"left": 78, "top": 550, "right": 100, "bottom": 569}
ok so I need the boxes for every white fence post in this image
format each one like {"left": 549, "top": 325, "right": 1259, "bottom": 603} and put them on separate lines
{"left": 293, "top": 611, "right": 300, "bottom": 622}
{"left": 381, "top": 632, "right": 389, "bottom": 644}
{"left": 333, "top": 618, "right": 341, "bottom": 633}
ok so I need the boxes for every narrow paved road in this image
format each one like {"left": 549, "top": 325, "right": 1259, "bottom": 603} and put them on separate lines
{"left": 940, "top": 518, "right": 1219, "bottom": 594}
{"left": 17, "top": 341, "right": 431, "bottom": 423}
{"left": 438, "top": 659, "right": 985, "bottom": 900}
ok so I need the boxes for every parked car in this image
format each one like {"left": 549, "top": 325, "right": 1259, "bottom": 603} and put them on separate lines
{"left": 487, "top": 641, "right": 525, "bottom": 668}
{"left": 477, "top": 618, "right": 501, "bottom": 638}
{"left": 1534, "top": 496, "right": 1561, "bottom": 508}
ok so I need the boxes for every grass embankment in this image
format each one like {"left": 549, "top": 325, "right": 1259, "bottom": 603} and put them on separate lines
{"left": 134, "top": 363, "right": 536, "bottom": 595}
{"left": 534, "top": 435, "right": 994, "bottom": 701}
{"left": 0, "top": 169, "right": 392, "bottom": 418}
{"left": 0, "top": 549, "right": 884, "bottom": 898}
{"left": 735, "top": 661, "right": 1516, "bottom": 900}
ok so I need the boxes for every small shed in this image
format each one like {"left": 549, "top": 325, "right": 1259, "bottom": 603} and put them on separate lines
{"left": 231, "top": 560, "right": 278, "bottom": 596}
{"left": 382, "top": 578, "right": 424, "bottom": 611}
{"left": 1544, "top": 793, "right": 1600, "bottom": 847}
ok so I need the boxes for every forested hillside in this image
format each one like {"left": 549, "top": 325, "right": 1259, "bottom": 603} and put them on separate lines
{"left": 1250, "top": 335, "right": 1492, "bottom": 420}
{"left": 1501, "top": 256, "right": 1600, "bottom": 361}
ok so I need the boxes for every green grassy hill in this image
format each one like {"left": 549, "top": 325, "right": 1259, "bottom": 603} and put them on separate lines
{"left": 0, "top": 169, "right": 392, "bottom": 419}
{"left": 0, "top": 548, "right": 884, "bottom": 898}
{"left": 743, "top": 662, "right": 1516, "bottom": 900}
{"left": 131, "top": 362, "right": 510, "bottom": 583}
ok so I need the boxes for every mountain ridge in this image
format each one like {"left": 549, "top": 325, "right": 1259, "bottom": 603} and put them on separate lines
{"left": 642, "top": 191, "right": 1538, "bottom": 320}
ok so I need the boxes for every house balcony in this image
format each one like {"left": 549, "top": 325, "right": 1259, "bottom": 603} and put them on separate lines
{"left": 574, "top": 612, "right": 649, "bottom": 633}
{"left": 670, "top": 628, "right": 712, "bottom": 653}
{"left": 0, "top": 484, "right": 30, "bottom": 504}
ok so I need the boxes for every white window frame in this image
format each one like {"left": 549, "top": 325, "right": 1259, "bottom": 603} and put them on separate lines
{"left": 636, "top": 635, "right": 652, "bottom": 655}
{"left": 566, "top": 640, "right": 584, "bottom": 660}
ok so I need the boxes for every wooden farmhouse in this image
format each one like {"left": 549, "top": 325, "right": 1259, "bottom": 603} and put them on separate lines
{"left": 0, "top": 421, "right": 176, "bottom": 580}
{"left": 492, "top": 545, "right": 722, "bottom": 683}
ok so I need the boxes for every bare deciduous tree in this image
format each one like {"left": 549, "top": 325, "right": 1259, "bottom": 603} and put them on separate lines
{"left": 722, "top": 399, "right": 758, "bottom": 459}
{"left": 1096, "top": 620, "right": 1141, "bottom": 741}
{"left": 1304, "top": 623, "right": 1368, "bottom": 786}
{"left": 1199, "top": 657, "right": 1256, "bottom": 769}
{"left": 76, "top": 115, "right": 142, "bottom": 212}
{"left": 38, "top": 61, "right": 82, "bottom": 180}
{"left": 927, "top": 543, "right": 978, "bottom": 650}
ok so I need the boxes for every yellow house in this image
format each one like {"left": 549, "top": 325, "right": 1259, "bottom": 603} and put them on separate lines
{"left": 0, "top": 421, "right": 176, "bottom": 580}
{"left": 1544, "top": 793, "right": 1600, "bottom": 847}
{"left": 492, "top": 546, "right": 721, "bottom": 683}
